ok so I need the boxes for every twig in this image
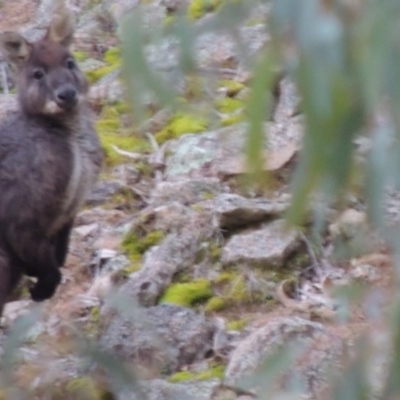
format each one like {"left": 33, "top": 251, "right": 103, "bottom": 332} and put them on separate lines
{"left": 144, "top": 131, "right": 159, "bottom": 152}
{"left": 111, "top": 145, "right": 144, "bottom": 160}
{"left": 299, "top": 231, "right": 321, "bottom": 279}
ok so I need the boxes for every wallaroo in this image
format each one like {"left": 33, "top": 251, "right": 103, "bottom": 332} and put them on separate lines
{"left": 0, "top": 6, "right": 103, "bottom": 316}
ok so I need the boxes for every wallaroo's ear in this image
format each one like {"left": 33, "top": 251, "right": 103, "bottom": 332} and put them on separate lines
{"left": 46, "top": 7, "right": 76, "bottom": 47}
{"left": 0, "top": 32, "right": 31, "bottom": 67}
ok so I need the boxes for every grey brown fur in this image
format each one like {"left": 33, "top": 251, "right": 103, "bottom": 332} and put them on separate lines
{"left": 0, "top": 8, "right": 103, "bottom": 316}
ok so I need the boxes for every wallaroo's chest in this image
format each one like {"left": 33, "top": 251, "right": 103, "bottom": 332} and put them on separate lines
{"left": 46, "top": 113, "right": 103, "bottom": 235}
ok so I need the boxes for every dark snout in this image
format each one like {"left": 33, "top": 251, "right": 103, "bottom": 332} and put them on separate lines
{"left": 55, "top": 84, "right": 78, "bottom": 109}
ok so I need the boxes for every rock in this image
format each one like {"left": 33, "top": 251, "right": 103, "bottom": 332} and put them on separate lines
{"left": 1, "top": 300, "right": 32, "bottom": 327}
{"left": 195, "top": 25, "right": 269, "bottom": 69}
{"left": 160, "top": 0, "right": 191, "bottom": 13}
{"left": 74, "top": 223, "right": 99, "bottom": 238}
{"left": 329, "top": 208, "right": 385, "bottom": 256}
{"left": 329, "top": 208, "right": 367, "bottom": 238}
{"left": 138, "top": 202, "right": 201, "bottom": 234}
{"left": 221, "top": 219, "right": 300, "bottom": 267}
{"left": 102, "top": 255, "right": 131, "bottom": 274}
{"left": 76, "top": 207, "right": 128, "bottom": 226}
{"left": 87, "top": 273, "right": 116, "bottom": 300}
{"left": 89, "top": 78, "right": 124, "bottom": 104}
{"left": 0, "top": 94, "right": 18, "bottom": 120}
{"left": 86, "top": 179, "right": 127, "bottom": 206}
{"left": 199, "top": 193, "right": 290, "bottom": 229}
{"left": 100, "top": 304, "right": 215, "bottom": 374}
{"left": 120, "top": 231, "right": 203, "bottom": 306}
{"left": 164, "top": 120, "right": 302, "bottom": 181}
{"left": 119, "top": 378, "right": 220, "bottom": 400}
{"left": 111, "top": 164, "right": 141, "bottom": 185}
{"left": 78, "top": 58, "right": 107, "bottom": 73}
{"left": 274, "top": 77, "right": 301, "bottom": 123}
{"left": 150, "top": 178, "right": 226, "bottom": 207}
{"left": 224, "top": 316, "right": 344, "bottom": 399}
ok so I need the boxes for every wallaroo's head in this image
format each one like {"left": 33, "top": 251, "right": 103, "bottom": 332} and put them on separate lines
{"left": 0, "top": 7, "right": 88, "bottom": 117}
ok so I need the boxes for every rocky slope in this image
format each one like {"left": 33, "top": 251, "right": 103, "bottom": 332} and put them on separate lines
{"left": 0, "top": 1, "right": 396, "bottom": 399}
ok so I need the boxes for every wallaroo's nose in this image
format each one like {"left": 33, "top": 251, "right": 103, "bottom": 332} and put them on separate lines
{"left": 55, "top": 84, "right": 77, "bottom": 108}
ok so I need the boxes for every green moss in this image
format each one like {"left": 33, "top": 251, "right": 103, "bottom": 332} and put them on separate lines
{"left": 140, "top": 230, "right": 165, "bottom": 251}
{"left": 219, "top": 79, "right": 245, "bottom": 97}
{"left": 104, "top": 47, "right": 121, "bottom": 64}
{"left": 202, "top": 191, "right": 216, "bottom": 200}
{"left": 122, "top": 261, "right": 142, "bottom": 275}
{"left": 221, "top": 113, "right": 245, "bottom": 126}
{"left": 169, "top": 371, "right": 195, "bottom": 383}
{"left": 188, "top": 0, "right": 224, "bottom": 19}
{"left": 214, "top": 271, "right": 236, "bottom": 285}
{"left": 209, "top": 242, "right": 222, "bottom": 261}
{"left": 122, "top": 230, "right": 165, "bottom": 262}
{"left": 86, "top": 63, "right": 120, "bottom": 84}
{"left": 66, "top": 377, "right": 100, "bottom": 399}
{"left": 96, "top": 119, "right": 120, "bottom": 135}
{"left": 86, "top": 46, "right": 121, "bottom": 84}
{"left": 205, "top": 296, "right": 226, "bottom": 312}
{"left": 213, "top": 270, "right": 265, "bottom": 306}
{"left": 215, "top": 97, "right": 244, "bottom": 114}
{"left": 169, "top": 365, "right": 225, "bottom": 383}
{"left": 96, "top": 113, "right": 151, "bottom": 167}
{"left": 226, "top": 319, "right": 246, "bottom": 331}
{"left": 154, "top": 113, "right": 208, "bottom": 145}
{"left": 160, "top": 279, "right": 213, "bottom": 308}
{"left": 90, "top": 306, "right": 101, "bottom": 322}
{"left": 113, "top": 101, "right": 131, "bottom": 114}
{"left": 101, "top": 105, "right": 120, "bottom": 120}
{"left": 196, "top": 365, "right": 225, "bottom": 380}
{"left": 73, "top": 50, "right": 89, "bottom": 62}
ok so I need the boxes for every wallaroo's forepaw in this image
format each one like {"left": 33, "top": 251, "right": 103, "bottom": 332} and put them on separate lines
{"left": 29, "top": 270, "right": 62, "bottom": 302}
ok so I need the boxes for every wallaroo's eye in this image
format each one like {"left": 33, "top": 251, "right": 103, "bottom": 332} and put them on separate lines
{"left": 33, "top": 69, "right": 44, "bottom": 80}
{"left": 66, "top": 59, "right": 75, "bottom": 70}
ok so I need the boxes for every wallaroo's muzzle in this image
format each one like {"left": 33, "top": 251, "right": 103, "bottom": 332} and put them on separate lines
{"left": 55, "top": 84, "right": 78, "bottom": 109}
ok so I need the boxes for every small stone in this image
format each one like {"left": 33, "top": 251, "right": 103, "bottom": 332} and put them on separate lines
{"left": 221, "top": 219, "right": 300, "bottom": 267}
{"left": 1, "top": 300, "right": 32, "bottom": 328}
{"left": 87, "top": 273, "right": 115, "bottom": 300}
{"left": 151, "top": 178, "right": 225, "bottom": 207}
{"left": 200, "top": 193, "right": 289, "bottom": 229}
{"left": 86, "top": 179, "right": 126, "bottom": 206}
{"left": 74, "top": 223, "right": 99, "bottom": 238}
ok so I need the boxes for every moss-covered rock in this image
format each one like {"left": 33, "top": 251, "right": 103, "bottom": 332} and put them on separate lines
{"left": 169, "top": 370, "right": 195, "bottom": 383}
{"left": 86, "top": 46, "right": 121, "bottom": 84}
{"left": 64, "top": 377, "right": 113, "bottom": 400}
{"left": 169, "top": 364, "right": 225, "bottom": 382}
{"left": 104, "top": 47, "right": 120, "bottom": 64}
{"left": 73, "top": 50, "right": 89, "bottom": 62}
{"left": 205, "top": 296, "right": 226, "bottom": 312}
{"left": 213, "top": 270, "right": 267, "bottom": 308}
{"left": 160, "top": 279, "right": 213, "bottom": 308}
{"left": 96, "top": 105, "right": 151, "bottom": 167}
{"left": 221, "top": 112, "right": 245, "bottom": 126}
{"left": 122, "top": 230, "right": 165, "bottom": 262}
{"left": 226, "top": 319, "right": 246, "bottom": 331}
{"left": 219, "top": 79, "right": 245, "bottom": 97}
{"left": 215, "top": 97, "right": 244, "bottom": 114}
{"left": 188, "top": 0, "right": 224, "bottom": 20}
{"left": 154, "top": 113, "right": 208, "bottom": 145}
{"left": 86, "top": 64, "right": 119, "bottom": 84}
